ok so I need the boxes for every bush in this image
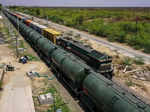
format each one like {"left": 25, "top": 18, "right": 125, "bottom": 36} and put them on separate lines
{"left": 72, "top": 15, "right": 83, "bottom": 26}
{"left": 49, "top": 16, "right": 64, "bottom": 24}
{"left": 120, "top": 22, "right": 137, "bottom": 33}
{"left": 134, "top": 57, "right": 144, "bottom": 65}
{"left": 125, "top": 80, "right": 134, "bottom": 87}
{"left": 64, "top": 18, "right": 75, "bottom": 27}
{"left": 24, "top": 54, "right": 40, "bottom": 61}
{"left": 43, "top": 86, "right": 70, "bottom": 112}
{"left": 122, "top": 57, "right": 133, "bottom": 66}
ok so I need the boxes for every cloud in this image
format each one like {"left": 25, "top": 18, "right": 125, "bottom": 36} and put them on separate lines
{"left": 1, "top": 0, "right": 150, "bottom": 7}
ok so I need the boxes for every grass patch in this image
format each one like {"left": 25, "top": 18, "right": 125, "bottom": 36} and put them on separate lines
{"left": 133, "top": 57, "right": 144, "bottom": 65}
{"left": 43, "top": 86, "right": 57, "bottom": 95}
{"left": 24, "top": 54, "right": 40, "bottom": 61}
{"left": 42, "top": 86, "right": 71, "bottom": 112}
{"left": 49, "top": 95, "right": 70, "bottom": 112}
{"left": 0, "top": 81, "right": 2, "bottom": 89}
{"left": 125, "top": 79, "right": 134, "bottom": 87}
{"left": 122, "top": 57, "right": 133, "bottom": 66}
{"left": 3, "top": 28, "right": 9, "bottom": 35}
{"left": 7, "top": 40, "right": 18, "bottom": 49}
{"left": 19, "top": 40, "right": 25, "bottom": 48}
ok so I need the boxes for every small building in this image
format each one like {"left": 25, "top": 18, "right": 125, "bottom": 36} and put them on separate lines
{"left": 38, "top": 93, "right": 53, "bottom": 105}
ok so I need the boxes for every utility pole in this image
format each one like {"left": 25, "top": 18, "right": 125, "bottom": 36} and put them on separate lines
{"left": 47, "top": 16, "right": 48, "bottom": 26}
{"left": 53, "top": 93, "right": 56, "bottom": 112}
{"left": 16, "top": 17, "right": 19, "bottom": 58}
{"left": 0, "top": 69, "right": 6, "bottom": 90}
{"left": 8, "top": 22, "right": 10, "bottom": 37}
{"left": 136, "top": 16, "right": 138, "bottom": 34}
{"left": 133, "top": 9, "right": 138, "bottom": 37}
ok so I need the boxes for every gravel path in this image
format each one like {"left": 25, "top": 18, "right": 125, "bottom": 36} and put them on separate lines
{"left": 0, "top": 73, "right": 35, "bottom": 112}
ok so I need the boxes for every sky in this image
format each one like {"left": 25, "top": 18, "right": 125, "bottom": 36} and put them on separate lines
{"left": 1, "top": 0, "right": 150, "bottom": 7}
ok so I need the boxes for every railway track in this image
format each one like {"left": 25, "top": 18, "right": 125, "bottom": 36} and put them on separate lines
{"left": 18, "top": 12, "right": 150, "bottom": 64}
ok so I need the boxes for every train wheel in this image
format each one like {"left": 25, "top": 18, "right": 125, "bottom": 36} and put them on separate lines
{"left": 57, "top": 72, "right": 61, "bottom": 78}
{"left": 105, "top": 73, "right": 112, "bottom": 80}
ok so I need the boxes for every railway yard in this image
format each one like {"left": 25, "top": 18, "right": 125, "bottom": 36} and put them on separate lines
{"left": 16, "top": 10, "right": 150, "bottom": 100}
{"left": 0, "top": 8, "right": 150, "bottom": 112}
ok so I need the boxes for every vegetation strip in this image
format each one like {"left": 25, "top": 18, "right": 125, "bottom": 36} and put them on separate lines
{"left": 11, "top": 7, "right": 150, "bottom": 53}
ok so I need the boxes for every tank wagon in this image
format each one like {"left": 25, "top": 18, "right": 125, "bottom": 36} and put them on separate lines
{"left": 3, "top": 9, "right": 150, "bottom": 112}
{"left": 7, "top": 10, "right": 114, "bottom": 79}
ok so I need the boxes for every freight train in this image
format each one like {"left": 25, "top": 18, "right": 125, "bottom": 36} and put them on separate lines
{"left": 3, "top": 9, "right": 150, "bottom": 112}
{"left": 6, "top": 10, "right": 113, "bottom": 79}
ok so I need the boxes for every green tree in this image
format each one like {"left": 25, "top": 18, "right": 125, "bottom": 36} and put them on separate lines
{"left": 72, "top": 15, "right": 83, "bottom": 26}
{"left": 35, "top": 9, "right": 40, "bottom": 16}
{"left": 0, "top": 4, "right": 2, "bottom": 11}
